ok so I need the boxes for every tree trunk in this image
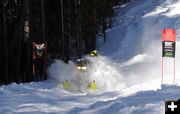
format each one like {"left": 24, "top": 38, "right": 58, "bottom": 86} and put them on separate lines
{"left": 78, "top": 0, "right": 82, "bottom": 58}
{"left": 41, "top": 0, "right": 45, "bottom": 42}
{"left": 60, "top": 0, "right": 65, "bottom": 60}
{"left": 102, "top": 18, "right": 107, "bottom": 42}
{"left": 17, "top": 35, "right": 22, "bottom": 83}
{"left": 75, "top": 0, "right": 81, "bottom": 58}
{"left": 3, "top": 0, "right": 8, "bottom": 84}
{"left": 24, "top": 0, "right": 31, "bottom": 82}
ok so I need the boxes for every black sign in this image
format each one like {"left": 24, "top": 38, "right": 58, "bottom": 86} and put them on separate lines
{"left": 162, "top": 41, "right": 175, "bottom": 58}
{"left": 165, "top": 99, "right": 180, "bottom": 114}
{"left": 35, "top": 44, "right": 45, "bottom": 58}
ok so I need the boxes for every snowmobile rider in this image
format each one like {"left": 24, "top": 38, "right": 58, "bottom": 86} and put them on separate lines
{"left": 63, "top": 80, "right": 70, "bottom": 90}
{"left": 90, "top": 50, "right": 98, "bottom": 57}
{"left": 90, "top": 80, "right": 96, "bottom": 90}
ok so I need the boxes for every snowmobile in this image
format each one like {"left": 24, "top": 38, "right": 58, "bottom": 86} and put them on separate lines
{"left": 62, "top": 51, "right": 99, "bottom": 92}
{"left": 76, "top": 58, "right": 88, "bottom": 71}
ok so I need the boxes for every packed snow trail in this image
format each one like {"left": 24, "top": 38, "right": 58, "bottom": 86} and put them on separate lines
{"left": 1, "top": 0, "right": 180, "bottom": 113}
{"left": 1, "top": 80, "right": 180, "bottom": 114}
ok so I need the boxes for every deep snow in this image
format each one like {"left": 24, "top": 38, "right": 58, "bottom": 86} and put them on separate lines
{"left": 1, "top": 0, "right": 180, "bottom": 113}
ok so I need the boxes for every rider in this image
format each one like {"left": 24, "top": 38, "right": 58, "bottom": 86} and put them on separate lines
{"left": 90, "top": 80, "right": 96, "bottom": 90}
{"left": 90, "top": 50, "right": 98, "bottom": 57}
{"left": 63, "top": 80, "right": 70, "bottom": 90}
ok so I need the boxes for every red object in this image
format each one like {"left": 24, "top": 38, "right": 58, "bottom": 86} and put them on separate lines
{"left": 32, "top": 42, "right": 47, "bottom": 79}
{"left": 162, "top": 29, "right": 176, "bottom": 84}
{"left": 162, "top": 29, "right": 176, "bottom": 42}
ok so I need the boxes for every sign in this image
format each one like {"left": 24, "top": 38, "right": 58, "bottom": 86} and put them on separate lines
{"left": 165, "top": 99, "right": 180, "bottom": 114}
{"left": 161, "top": 29, "right": 176, "bottom": 84}
{"left": 162, "top": 41, "right": 175, "bottom": 58}
{"left": 162, "top": 29, "right": 176, "bottom": 58}
{"left": 162, "top": 29, "right": 176, "bottom": 42}
{"left": 33, "top": 43, "right": 47, "bottom": 59}
{"left": 32, "top": 42, "right": 47, "bottom": 81}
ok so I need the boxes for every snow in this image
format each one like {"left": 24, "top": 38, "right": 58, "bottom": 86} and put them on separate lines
{"left": 1, "top": 0, "right": 180, "bottom": 113}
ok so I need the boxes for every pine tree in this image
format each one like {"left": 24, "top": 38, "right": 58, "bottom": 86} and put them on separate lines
{"left": 3, "top": 0, "right": 8, "bottom": 84}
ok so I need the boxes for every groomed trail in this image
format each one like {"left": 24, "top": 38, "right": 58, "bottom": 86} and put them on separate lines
{"left": 1, "top": 0, "right": 180, "bottom": 113}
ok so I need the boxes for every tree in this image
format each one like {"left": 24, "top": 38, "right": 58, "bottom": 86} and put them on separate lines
{"left": 3, "top": 0, "right": 8, "bottom": 84}
{"left": 0, "top": 0, "right": 128, "bottom": 84}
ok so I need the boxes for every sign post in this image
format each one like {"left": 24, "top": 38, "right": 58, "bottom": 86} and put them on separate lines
{"left": 162, "top": 29, "right": 176, "bottom": 84}
{"left": 32, "top": 42, "right": 47, "bottom": 81}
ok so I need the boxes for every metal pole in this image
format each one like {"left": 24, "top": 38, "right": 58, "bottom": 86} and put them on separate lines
{"left": 162, "top": 57, "right": 163, "bottom": 84}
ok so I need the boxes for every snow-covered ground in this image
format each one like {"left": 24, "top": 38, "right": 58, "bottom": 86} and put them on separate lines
{"left": 1, "top": 81, "right": 180, "bottom": 114}
{"left": 1, "top": 0, "right": 180, "bottom": 113}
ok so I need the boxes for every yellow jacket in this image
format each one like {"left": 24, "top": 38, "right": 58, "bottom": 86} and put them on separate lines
{"left": 63, "top": 81, "right": 70, "bottom": 89}
{"left": 90, "top": 50, "right": 98, "bottom": 57}
{"left": 90, "top": 81, "right": 96, "bottom": 90}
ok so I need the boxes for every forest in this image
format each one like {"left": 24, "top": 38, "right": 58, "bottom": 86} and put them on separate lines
{"left": 0, "top": 0, "right": 129, "bottom": 85}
